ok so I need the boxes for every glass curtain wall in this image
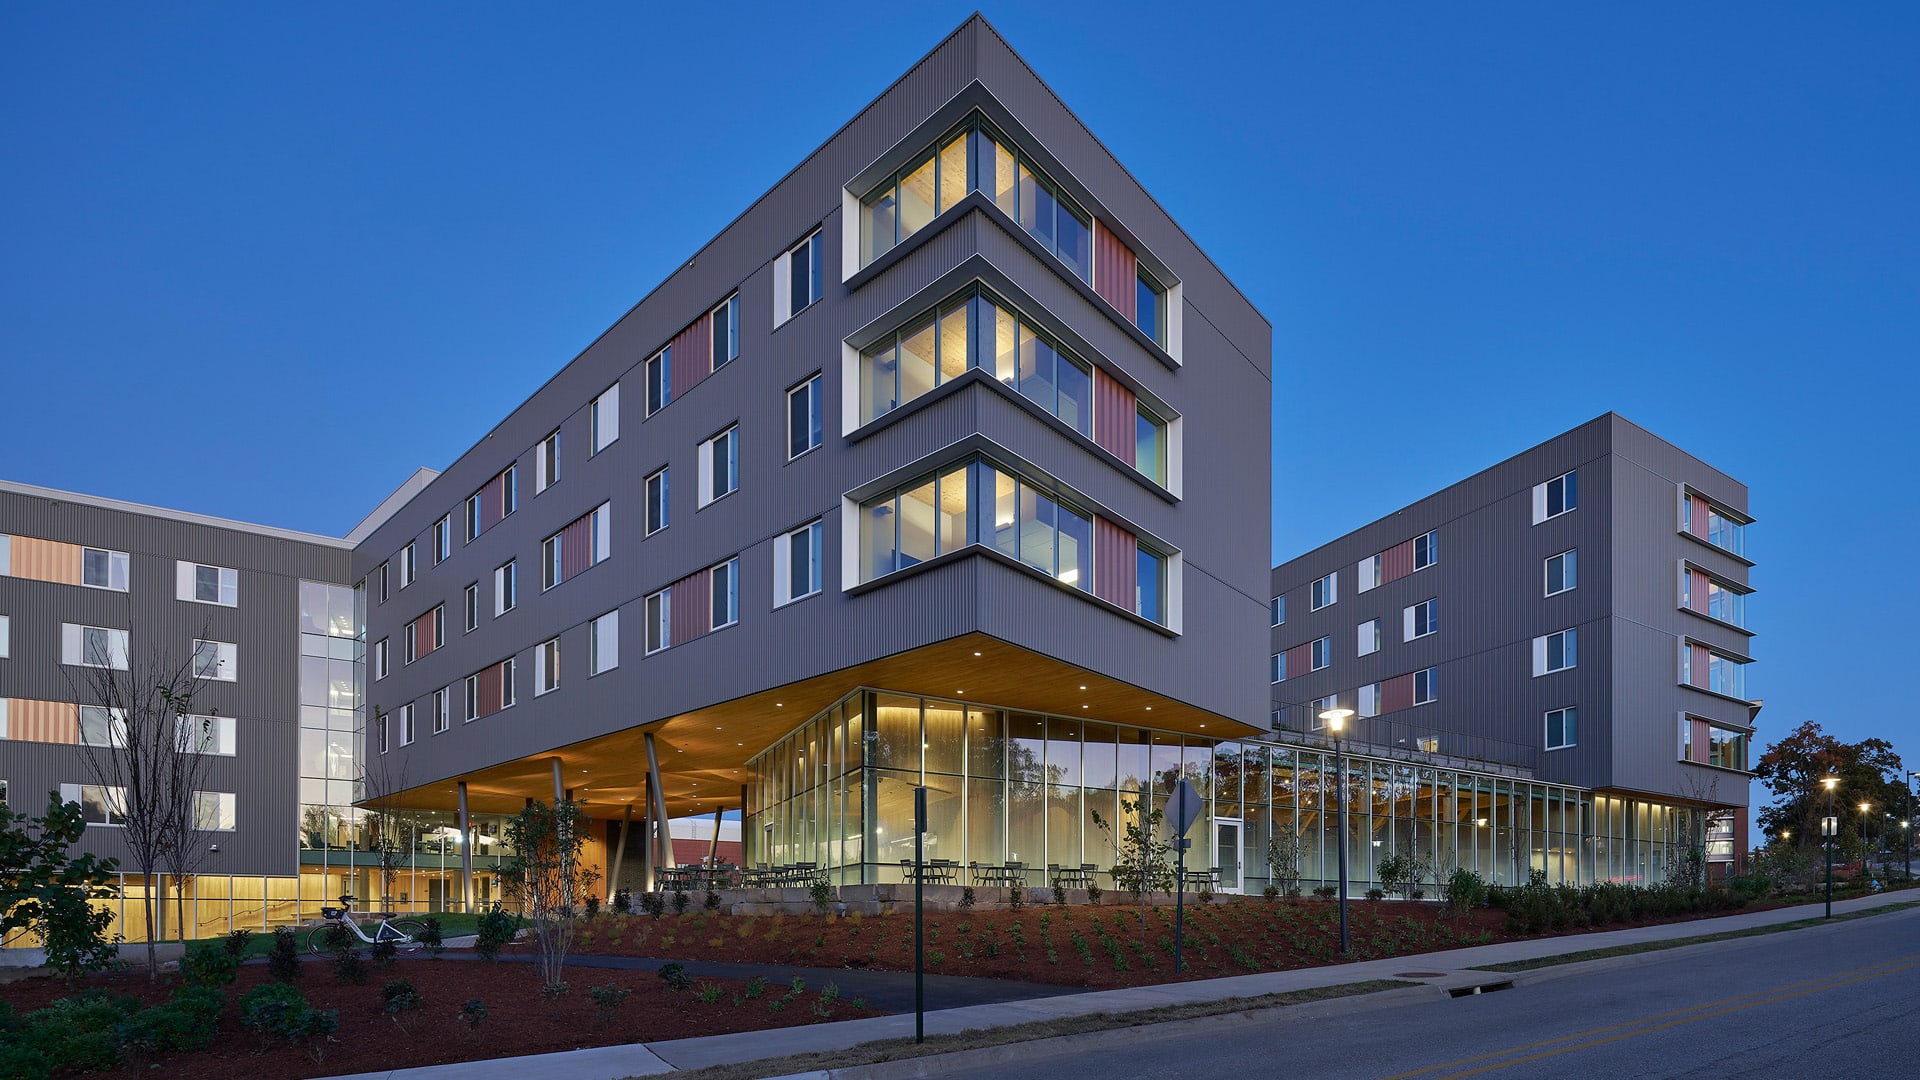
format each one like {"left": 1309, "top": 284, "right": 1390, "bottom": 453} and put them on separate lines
{"left": 744, "top": 690, "right": 1703, "bottom": 896}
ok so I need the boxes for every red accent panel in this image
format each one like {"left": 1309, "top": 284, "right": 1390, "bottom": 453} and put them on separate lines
{"left": 672, "top": 314, "right": 711, "bottom": 400}
{"left": 1380, "top": 539, "right": 1416, "bottom": 584}
{"left": 1381, "top": 674, "right": 1414, "bottom": 713}
{"left": 1093, "top": 369, "right": 1136, "bottom": 465}
{"left": 418, "top": 608, "right": 439, "bottom": 657}
{"left": 560, "top": 513, "right": 592, "bottom": 585}
{"left": 1689, "top": 570, "right": 1711, "bottom": 612}
{"left": 1690, "top": 718, "right": 1712, "bottom": 762}
{"left": 476, "top": 661, "right": 503, "bottom": 718}
{"left": 1093, "top": 518, "right": 1136, "bottom": 610}
{"left": 1093, "top": 222, "right": 1137, "bottom": 321}
{"left": 1689, "top": 495, "right": 1710, "bottom": 537}
{"left": 1284, "top": 643, "right": 1312, "bottom": 680}
{"left": 479, "top": 471, "right": 506, "bottom": 532}
{"left": 672, "top": 568, "right": 712, "bottom": 642}
{"left": 670, "top": 838, "right": 743, "bottom": 867}
{"left": 1689, "top": 643, "right": 1712, "bottom": 687}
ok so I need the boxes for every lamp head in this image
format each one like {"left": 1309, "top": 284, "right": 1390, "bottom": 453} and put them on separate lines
{"left": 1319, "top": 708, "right": 1355, "bottom": 734}
{"left": 1861, "top": 802, "right": 1871, "bottom": 814}
{"left": 1821, "top": 775, "right": 1840, "bottom": 791}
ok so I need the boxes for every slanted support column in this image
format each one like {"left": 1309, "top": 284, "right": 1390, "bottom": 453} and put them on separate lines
{"left": 610, "top": 802, "right": 633, "bottom": 900}
{"left": 457, "top": 782, "right": 473, "bottom": 913}
{"left": 644, "top": 732, "right": 673, "bottom": 881}
{"left": 708, "top": 806, "right": 723, "bottom": 867}
{"left": 551, "top": 757, "right": 564, "bottom": 804}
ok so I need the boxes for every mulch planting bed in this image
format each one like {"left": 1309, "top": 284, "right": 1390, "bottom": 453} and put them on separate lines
{"left": 559, "top": 896, "right": 1791, "bottom": 990}
{"left": 0, "top": 955, "right": 879, "bottom": 1079}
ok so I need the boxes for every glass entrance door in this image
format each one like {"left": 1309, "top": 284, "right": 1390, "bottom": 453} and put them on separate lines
{"left": 1215, "top": 819, "right": 1243, "bottom": 893}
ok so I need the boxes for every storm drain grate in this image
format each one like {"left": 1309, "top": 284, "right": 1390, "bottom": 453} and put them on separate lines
{"left": 1394, "top": 972, "right": 1450, "bottom": 979}
{"left": 1447, "top": 980, "right": 1515, "bottom": 998}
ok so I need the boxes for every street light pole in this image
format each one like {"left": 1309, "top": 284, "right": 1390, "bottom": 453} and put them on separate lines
{"left": 1907, "top": 770, "right": 1916, "bottom": 884}
{"left": 1821, "top": 774, "right": 1840, "bottom": 918}
{"left": 1321, "top": 708, "right": 1355, "bottom": 957}
{"left": 1860, "top": 802, "right": 1873, "bottom": 883}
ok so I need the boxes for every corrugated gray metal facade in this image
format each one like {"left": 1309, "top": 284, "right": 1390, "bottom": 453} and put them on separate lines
{"left": 0, "top": 482, "right": 355, "bottom": 876}
{"left": 1270, "top": 413, "right": 1754, "bottom": 810}
{"left": 354, "top": 16, "right": 1272, "bottom": 794}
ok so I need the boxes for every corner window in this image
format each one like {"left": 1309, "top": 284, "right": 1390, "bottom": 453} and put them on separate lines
{"left": 645, "top": 347, "right": 671, "bottom": 415}
{"left": 645, "top": 589, "right": 671, "bottom": 653}
{"left": 777, "top": 230, "right": 825, "bottom": 323}
{"left": 710, "top": 558, "right": 739, "bottom": 629}
{"left": 82, "top": 547, "right": 130, "bottom": 591}
{"left": 1545, "top": 549, "right": 1577, "bottom": 596}
{"left": 590, "top": 610, "right": 619, "bottom": 675}
{"left": 645, "top": 468, "right": 669, "bottom": 535}
{"left": 711, "top": 294, "right": 740, "bottom": 371}
{"left": 1310, "top": 572, "right": 1337, "bottom": 611}
{"left": 788, "top": 374, "right": 823, "bottom": 460}
{"left": 1270, "top": 596, "right": 1285, "bottom": 626}
{"left": 1309, "top": 636, "right": 1331, "bottom": 671}
{"left": 860, "top": 126, "right": 969, "bottom": 264}
{"left": 536, "top": 637, "right": 560, "bottom": 695}
{"left": 1413, "top": 667, "right": 1439, "bottom": 705}
{"left": 536, "top": 430, "right": 561, "bottom": 493}
{"left": 776, "top": 520, "right": 824, "bottom": 606}
{"left": 699, "top": 427, "right": 739, "bottom": 506}
{"left": 590, "top": 384, "right": 620, "bottom": 454}
{"left": 494, "top": 560, "right": 517, "bottom": 615}
{"left": 1546, "top": 707, "right": 1577, "bottom": 750}
{"left": 1405, "top": 598, "right": 1437, "bottom": 641}
{"left": 1413, "top": 530, "right": 1438, "bottom": 570}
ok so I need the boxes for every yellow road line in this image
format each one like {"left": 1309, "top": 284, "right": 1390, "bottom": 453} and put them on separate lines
{"left": 1426, "top": 959, "right": 1919, "bottom": 1080}
{"left": 1377, "top": 953, "right": 1920, "bottom": 1080}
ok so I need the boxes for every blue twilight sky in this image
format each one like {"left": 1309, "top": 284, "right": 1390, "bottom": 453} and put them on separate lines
{"left": 3, "top": 4, "right": 1916, "bottom": 806}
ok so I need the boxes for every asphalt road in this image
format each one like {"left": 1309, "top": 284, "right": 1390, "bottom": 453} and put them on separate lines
{"left": 927, "top": 905, "right": 1920, "bottom": 1080}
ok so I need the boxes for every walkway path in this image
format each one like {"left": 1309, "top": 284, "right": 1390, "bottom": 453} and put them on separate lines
{"left": 313, "top": 890, "right": 1917, "bottom": 1080}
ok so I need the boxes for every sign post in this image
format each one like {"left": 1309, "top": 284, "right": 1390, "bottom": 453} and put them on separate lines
{"left": 1169, "top": 779, "right": 1203, "bottom": 974}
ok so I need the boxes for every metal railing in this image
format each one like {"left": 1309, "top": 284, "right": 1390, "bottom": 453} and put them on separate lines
{"left": 1265, "top": 715, "right": 1540, "bottom": 778}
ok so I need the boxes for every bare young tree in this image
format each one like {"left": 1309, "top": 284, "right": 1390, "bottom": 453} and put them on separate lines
{"left": 64, "top": 622, "right": 215, "bottom": 979}
{"left": 360, "top": 710, "right": 423, "bottom": 912}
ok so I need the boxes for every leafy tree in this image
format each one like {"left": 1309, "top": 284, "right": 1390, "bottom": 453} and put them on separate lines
{"left": 1265, "top": 826, "right": 1302, "bottom": 897}
{"left": 501, "top": 799, "right": 601, "bottom": 992}
{"left": 0, "top": 792, "right": 121, "bottom": 973}
{"left": 1091, "top": 796, "right": 1174, "bottom": 934}
{"left": 1753, "top": 721, "right": 1906, "bottom": 861}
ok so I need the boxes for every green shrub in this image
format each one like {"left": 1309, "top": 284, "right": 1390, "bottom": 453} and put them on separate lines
{"left": 115, "top": 986, "right": 222, "bottom": 1054}
{"left": 657, "top": 962, "right": 693, "bottom": 991}
{"left": 181, "top": 941, "right": 241, "bottom": 987}
{"left": 240, "top": 981, "right": 308, "bottom": 1036}
{"left": 381, "top": 979, "right": 422, "bottom": 1014}
{"left": 475, "top": 907, "right": 517, "bottom": 960}
{"left": 673, "top": 890, "right": 691, "bottom": 915}
{"left": 420, "top": 916, "right": 445, "bottom": 957}
{"left": 612, "top": 889, "right": 632, "bottom": 914}
{"left": 460, "top": 997, "right": 488, "bottom": 1030}
{"left": 640, "top": 892, "right": 666, "bottom": 918}
{"left": 588, "top": 983, "right": 631, "bottom": 1024}
{"left": 1445, "top": 868, "right": 1487, "bottom": 916}
{"left": 268, "top": 926, "right": 302, "bottom": 981}
{"left": 222, "top": 927, "right": 255, "bottom": 957}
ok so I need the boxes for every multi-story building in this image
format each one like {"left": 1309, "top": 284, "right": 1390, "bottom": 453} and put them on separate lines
{"left": 351, "top": 14, "right": 1273, "bottom": 899}
{"left": 1269, "top": 413, "right": 1756, "bottom": 885}
{"left": 0, "top": 479, "right": 364, "bottom": 939}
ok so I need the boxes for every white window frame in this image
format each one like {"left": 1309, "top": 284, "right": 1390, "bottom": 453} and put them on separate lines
{"left": 1545, "top": 549, "right": 1577, "bottom": 596}
{"left": 1413, "top": 530, "right": 1438, "bottom": 570}
{"left": 1545, "top": 706, "right": 1578, "bottom": 750}
{"left": 1413, "top": 666, "right": 1439, "bottom": 705}
{"left": 177, "top": 714, "right": 236, "bottom": 756}
{"left": 536, "top": 430, "right": 561, "bottom": 493}
{"left": 192, "top": 639, "right": 237, "bottom": 682}
{"left": 1357, "top": 554, "right": 1381, "bottom": 592}
{"left": 374, "top": 637, "right": 389, "bottom": 680}
{"left": 1357, "top": 618, "right": 1380, "bottom": 657}
{"left": 536, "top": 637, "right": 560, "bottom": 695}
{"left": 433, "top": 516, "right": 451, "bottom": 564}
{"left": 787, "top": 373, "right": 824, "bottom": 460}
{"left": 1309, "top": 636, "right": 1331, "bottom": 671}
{"left": 774, "top": 229, "right": 824, "bottom": 325}
{"left": 64, "top": 783, "right": 127, "bottom": 826}
{"left": 466, "top": 491, "right": 482, "bottom": 541}
{"left": 375, "top": 562, "right": 390, "bottom": 603}
{"left": 63, "top": 624, "right": 129, "bottom": 670}
{"left": 1534, "top": 628, "right": 1578, "bottom": 676}
{"left": 710, "top": 557, "right": 739, "bottom": 630}
{"left": 712, "top": 293, "right": 740, "bottom": 370}
{"left": 645, "top": 348, "right": 671, "bottom": 415}
{"left": 79, "top": 705, "right": 126, "bottom": 748}
{"left": 81, "top": 547, "right": 130, "bottom": 592}
{"left": 399, "top": 542, "right": 417, "bottom": 588}
{"left": 541, "top": 535, "right": 562, "bottom": 591}
{"left": 1308, "top": 694, "right": 1337, "bottom": 730}
{"left": 590, "top": 383, "right": 620, "bottom": 454}
{"left": 177, "top": 562, "right": 239, "bottom": 607}
{"left": 464, "top": 582, "right": 478, "bottom": 632}
{"left": 699, "top": 426, "right": 739, "bottom": 507}
{"left": 433, "top": 687, "right": 450, "bottom": 734}
{"left": 1404, "top": 598, "right": 1438, "bottom": 641}
{"left": 590, "top": 502, "right": 611, "bottom": 564}
{"left": 1270, "top": 596, "right": 1285, "bottom": 626}
{"left": 1310, "top": 571, "right": 1337, "bottom": 611}
{"left": 645, "top": 589, "right": 671, "bottom": 654}
{"left": 645, "top": 467, "right": 669, "bottom": 535}
{"left": 495, "top": 560, "right": 517, "bottom": 615}
{"left": 501, "top": 656, "right": 517, "bottom": 709}
{"left": 774, "top": 520, "right": 824, "bottom": 606}
{"left": 193, "top": 791, "right": 237, "bottom": 832}
{"left": 1533, "top": 469, "right": 1577, "bottom": 524}
{"left": 1358, "top": 683, "right": 1381, "bottom": 718}
{"left": 1270, "top": 652, "right": 1286, "bottom": 684}
{"left": 397, "top": 703, "right": 415, "bottom": 746}
{"left": 0, "top": 613, "right": 8, "bottom": 658}
{"left": 590, "top": 610, "right": 619, "bottom": 676}
{"left": 463, "top": 674, "right": 479, "bottom": 722}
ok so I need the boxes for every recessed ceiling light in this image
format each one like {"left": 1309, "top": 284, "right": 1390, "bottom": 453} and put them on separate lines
{"left": 1081, "top": 704, "right": 1089, "bottom": 709}
{"left": 777, "top": 702, "right": 784, "bottom": 707}
{"left": 973, "top": 651, "right": 982, "bottom": 657}
{"left": 1079, "top": 685, "right": 1087, "bottom": 690}
{"left": 1145, "top": 707, "right": 1153, "bottom": 711}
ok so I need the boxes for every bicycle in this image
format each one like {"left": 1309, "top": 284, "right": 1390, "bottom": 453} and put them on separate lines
{"left": 305, "top": 894, "right": 431, "bottom": 955}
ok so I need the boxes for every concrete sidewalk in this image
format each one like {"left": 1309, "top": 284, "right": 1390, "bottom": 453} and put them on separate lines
{"left": 314, "top": 889, "right": 1917, "bottom": 1080}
